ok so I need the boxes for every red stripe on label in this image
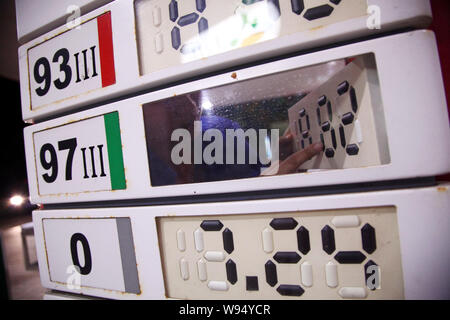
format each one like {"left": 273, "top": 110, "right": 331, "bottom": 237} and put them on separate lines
{"left": 97, "top": 12, "right": 116, "bottom": 88}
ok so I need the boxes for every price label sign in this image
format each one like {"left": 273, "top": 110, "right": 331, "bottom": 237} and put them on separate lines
{"left": 42, "top": 217, "right": 140, "bottom": 294}
{"left": 27, "top": 11, "right": 115, "bottom": 111}
{"left": 32, "top": 111, "right": 126, "bottom": 196}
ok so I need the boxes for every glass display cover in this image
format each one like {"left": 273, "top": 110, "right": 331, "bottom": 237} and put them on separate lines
{"left": 142, "top": 53, "right": 389, "bottom": 187}
{"left": 134, "top": 0, "right": 368, "bottom": 74}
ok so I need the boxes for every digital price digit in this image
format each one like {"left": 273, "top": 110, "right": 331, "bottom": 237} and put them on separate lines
{"left": 288, "top": 57, "right": 368, "bottom": 166}
{"left": 192, "top": 220, "right": 237, "bottom": 291}
{"left": 321, "top": 222, "right": 379, "bottom": 294}
{"left": 33, "top": 46, "right": 98, "bottom": 97}
{"left": 291, "top": 0, "right": 343, "bottom": 21}
{"left": 297, "top": 108, "right": 313, "bottom": 150}
{"left": 243, "top": 0, "right": 342, "bottom": 21}
{"left": 169, "top": 0, "right": 209, "bottom": 54}
{"left": 264, "top": 218, "right": 306, "bottom": 296}
{"left": 316, "top": 79, "right": 359, "bottom": 159}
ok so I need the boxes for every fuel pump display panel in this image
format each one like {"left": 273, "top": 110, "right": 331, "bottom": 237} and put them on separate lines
{"left": 32, "top": 184, "right": 450, "bottom": 300}
{"left": 24, "top": 31, "right": 450, "bottom": 204}
{"left": 134, "top": 0, "right": 368, "bottom": 75}
{"left": 142, "top": 53, "right": 388, "bottom": 187}
{"left": 19, "top": 0, "right": 432, "bottom": 122}
{"left": 157, "top": 206, "right": 403, "bottom": 299}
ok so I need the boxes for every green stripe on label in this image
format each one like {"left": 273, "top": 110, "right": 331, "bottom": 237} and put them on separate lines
{"left": 104, "top": 112, "right": 126, "bottom": 190}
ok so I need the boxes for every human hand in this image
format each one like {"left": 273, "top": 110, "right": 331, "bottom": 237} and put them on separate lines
{"left": 277, "top": 142, "right": 323, "bottom": 175}
{"left": 277, "top": 128, "right": 323, "bottom": 174}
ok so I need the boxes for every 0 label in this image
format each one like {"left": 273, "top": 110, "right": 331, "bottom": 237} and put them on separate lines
{"left": 43, "top": 218, "right": 140, "bottom": 294}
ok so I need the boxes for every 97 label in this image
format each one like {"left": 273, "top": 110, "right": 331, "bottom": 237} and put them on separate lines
{"left": 27, "top": 12, "right": 116, "bottom": 110}
{"left": 33, "top": 112, "right": 126, "bottom": 195}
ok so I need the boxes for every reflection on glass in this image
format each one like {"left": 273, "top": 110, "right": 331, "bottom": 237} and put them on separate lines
{"left": 142, "top": 54, "right": 388, "bottom": 186}
{"left": 134, "top": 0, "right": 367, "bottom": 75}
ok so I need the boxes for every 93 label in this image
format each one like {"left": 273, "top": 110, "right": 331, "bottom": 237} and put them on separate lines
{"left": 33, "top": 112, "right": 126, "bottom": 195}
{"left": 27, "top": 12, "right": 115, "bottom": 110}
{"left": 33, "top": 46, "right": 98, "bottom": 97}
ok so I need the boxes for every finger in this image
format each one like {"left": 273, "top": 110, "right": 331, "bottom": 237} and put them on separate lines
{"left": 278, "top": 142, "right": 323, "bottom": 174}
{"left": 282, "top": 127, "right": 292, "bottom": 136}
{"left": 279, "top": 133, "right": 293, "bottom": 145}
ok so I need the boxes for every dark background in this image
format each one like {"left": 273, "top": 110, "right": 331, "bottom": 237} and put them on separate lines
{"left": 0, "top": 0, "right": 448, "bottom": 219}
{"left": 0, "top": 77, "right": 30, "bottom": 217}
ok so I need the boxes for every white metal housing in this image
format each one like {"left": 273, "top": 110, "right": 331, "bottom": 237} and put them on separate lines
{"left": 32, "top": 183, "right": 450, "bottom": 300}
{"left": 23, "top": 30, "right": 450, "bottom": 205}
{"left": 18, "top": 0, "right": 432, "bottom": 122}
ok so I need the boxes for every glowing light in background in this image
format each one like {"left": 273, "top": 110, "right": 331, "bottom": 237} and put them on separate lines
{"left": 182, "top": 1, "right": 281, "bottom": 64}
{"left": 264, "top": 134, "right": 273, "bottom": 162}
{"left": 202, "top": 100, "right": 213, "bottom": 111}
{"left": 9, "top": 195, "right": 25, "bottom": 207}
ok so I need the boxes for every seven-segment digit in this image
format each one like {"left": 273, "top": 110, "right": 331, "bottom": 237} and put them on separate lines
{"left": 169, "top": 0, "right": 209, "bottom": 53}
{"left": 320, "top": 221, "right": 378, "bottom": 293}
{"left": 291, "top": 0, "right": 342, "bottom": 20}
{"left": 266, "top": 217, "right": 305, "bottom": 297}
{"left": 199, "top": 220, "right": 237, "bottom": 288}
{"left": 337, "top": 80, "right": 359, "bottom": 155}
{"left": 298, "top": 108, "right": 312, "bottom": 149}
{"left": 310, "top": 80, "right": 359, "bottom": 158}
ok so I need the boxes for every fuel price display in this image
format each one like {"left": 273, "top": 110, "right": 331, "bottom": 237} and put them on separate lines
{"left": 157, "top": 206, "right": 403, "bottom": 299}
